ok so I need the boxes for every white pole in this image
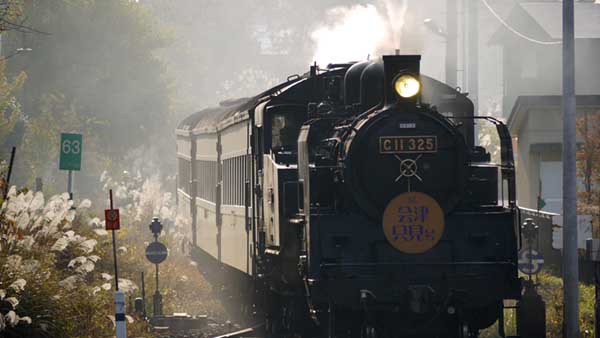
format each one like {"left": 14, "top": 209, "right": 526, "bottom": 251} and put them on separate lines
{"left": 446, "top": 0, "right": 457, "bottom": 87}
{"left": 468, "top": 0, "right": 478, "bottom": 113}
{"left": 115, "top": 290, "right": 127, "bottom": 338}
{"left": 562, "top": 0, "right": 579, "bottom": 337}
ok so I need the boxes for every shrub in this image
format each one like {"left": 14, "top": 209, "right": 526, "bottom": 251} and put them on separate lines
{"left": 480, "top": 273, "right": 595, "bottom": 338}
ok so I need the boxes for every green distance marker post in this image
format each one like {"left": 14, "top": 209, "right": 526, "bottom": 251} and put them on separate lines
{"left": 59, "top": 133, "right": 82, "bottom": 200}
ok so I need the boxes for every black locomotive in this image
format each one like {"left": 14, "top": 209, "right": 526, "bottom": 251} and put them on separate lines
{"left": 176, "top": 55, "right": 532, "bottom": 338}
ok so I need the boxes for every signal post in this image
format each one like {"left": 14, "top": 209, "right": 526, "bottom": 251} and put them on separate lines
{"left": 146, "top": 217, "right": 168, "bottom": 317}
{"left": 105, "top": 189, "right": 126, "bottom": 338}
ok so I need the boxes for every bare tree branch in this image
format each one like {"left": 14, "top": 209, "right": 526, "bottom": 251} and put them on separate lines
{"left": 1, "top": 17, "right": 51, "bottom": 35}
{"left": 0, "top": 0, "right": 50, "bottom": 36}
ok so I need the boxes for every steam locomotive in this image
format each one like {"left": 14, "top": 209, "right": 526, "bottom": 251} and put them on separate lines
{"left": 176, "top": 55, "right": 533, "bottom": 338}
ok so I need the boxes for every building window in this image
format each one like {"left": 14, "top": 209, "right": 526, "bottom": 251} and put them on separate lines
{"left": 539, "top": 161, "right": 584, "bottom": 213}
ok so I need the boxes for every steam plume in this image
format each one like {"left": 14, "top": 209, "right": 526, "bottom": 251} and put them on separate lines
{"left": 310, "top": 1, "right": 410, "bottom": 65}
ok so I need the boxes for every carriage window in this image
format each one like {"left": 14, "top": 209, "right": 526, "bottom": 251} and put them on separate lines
{"left": 271, "top": 112, "right": 302, "bottom": 149}
{"left": 178, "top": 158, "right": 191, "bottom": 195}
{"left": 196, "top": 160, "right": 217, "bottom": 202}
{"left": 222, "top": 154, "right": 250, "bottom": 206}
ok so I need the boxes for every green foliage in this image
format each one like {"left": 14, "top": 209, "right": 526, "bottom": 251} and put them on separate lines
{"left": 0, "top": 0, "right": 25, "bottom": 34}
{"left": 576, "top": 112, "right": 600, "bottom": 211}
{"left": 19, "top": 0, "right": 172, "bottom": 145}
{"left": 20, "top": 93, "right": 106, "bottom": 193}
{"left": 480, "top": 273, "right": 595, "bottom": 338}
{"left": 0, "top": 188, "right": 155, "bottom": 337}
{"left": 3, "top": 0, "right": 175, "bottom": 192}
{"left": 100, "top": 173, "right": 225, "bottom": 319}
{"left": 537, "top": 273, "right": 595, "bottom": 338}
{"left": 0, "top": 173, "right": 227, "bottom": 336}
{"left": 0, "top": 61, "right": 25, "bottom": 149}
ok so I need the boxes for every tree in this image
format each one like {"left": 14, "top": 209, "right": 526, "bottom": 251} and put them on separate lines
{"left": 0, "top": 59, "right": 26, "bottom": 198}
{"left": 141, "top": 0, "right": 367, "bottom": 113}
{"left": 0, "top": 60, "right": 26, "bottom": 148}
{"left": 4, "top": 0, "right": 174, "bottom": 194}
{"left": 576, "top": 111, "right": 600, "bottom": 207}
{"left": 0, "top": 0, "right": 24, "bottom": 34}
{"left": 13, "top": 1, "right": 171, "bottom": 146}
{"left": 20, "top": 93, "right": 106, "bottom": 193}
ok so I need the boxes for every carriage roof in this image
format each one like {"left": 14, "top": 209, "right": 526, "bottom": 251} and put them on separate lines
{"left": 176, "top": 97, "right": 255, "bottom": 133}
{"left": 176, "top": 76, "right": 307, "bottom": 135}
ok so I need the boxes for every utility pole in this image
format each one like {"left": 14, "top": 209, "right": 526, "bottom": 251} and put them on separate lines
{"left": 562, "top": 0, "right": 579, "bottom": 337}
{"left": 468, "top": 0, "right": 479, "bottom": 113}
{"left": 446, "top": 0, "right": 458, "bottom": 88}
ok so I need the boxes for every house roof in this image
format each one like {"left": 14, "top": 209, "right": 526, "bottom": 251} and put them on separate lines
{"left": 521, "top": 3, "right": 600, "bottom": 39}
{"left": 507, "top": 95, "right": 600, "bottom": 134}
{"left": 490, "top": 2, "right": 600, "bottom": 44}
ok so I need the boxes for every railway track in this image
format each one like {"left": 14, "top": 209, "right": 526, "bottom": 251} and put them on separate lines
{"left": 148, "top": 314, "right": 263, "bottom": 338}
{"left": 211, "top": 323, "right": 264, "bottom": 338}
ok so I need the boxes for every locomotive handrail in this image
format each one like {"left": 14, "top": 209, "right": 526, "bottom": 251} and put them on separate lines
{"left": 517, "top": 207, "right": 523, "bottom": 250}
{"left": 287, "top": 74, "right": 301, "bottom": 82}
{"left": 466, "top": 116, "right": 515, "bottom": 167}
{"left": 456, "top": 116, "right": 517, "bottom": 209}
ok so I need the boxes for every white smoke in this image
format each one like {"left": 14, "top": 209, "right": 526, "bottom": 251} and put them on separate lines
{"left": 381, "top": 0, "right": 408, "bottom": 48}
{"left": 310, "top": 1, "right": 410, "bottom": 65}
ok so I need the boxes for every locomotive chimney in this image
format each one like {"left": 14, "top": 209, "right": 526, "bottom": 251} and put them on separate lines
{"left": 382, "top": 54, "right": 421, "bottom": 107}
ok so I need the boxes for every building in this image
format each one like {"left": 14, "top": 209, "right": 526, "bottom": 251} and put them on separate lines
{"left": 491, "top": 2, "right": 600, "bottom": 214}
{"left": 490, "top": 2, "right": 600, "bottom": 118}
{"left": 508, "top": 95, "right": 600, "bottom": 213}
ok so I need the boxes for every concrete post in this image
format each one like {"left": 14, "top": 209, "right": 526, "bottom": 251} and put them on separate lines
{"left": 562, "top": 0, "right": 579, "bottom": 337}
{"left": 446, "top": 0, "right": 457, "bottom": 87}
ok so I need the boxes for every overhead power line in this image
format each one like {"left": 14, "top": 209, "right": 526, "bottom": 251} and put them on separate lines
{"left": 481, "top": 0, "right": 562, "bottom": 45}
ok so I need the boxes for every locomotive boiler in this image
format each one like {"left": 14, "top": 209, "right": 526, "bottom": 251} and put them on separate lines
{"left": 176, "top": 55, "right": 533, "bottom": 338}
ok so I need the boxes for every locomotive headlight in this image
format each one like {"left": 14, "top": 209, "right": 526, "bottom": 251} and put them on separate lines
{"left": 394, "top": 74, "right": 421, "bottom": 98}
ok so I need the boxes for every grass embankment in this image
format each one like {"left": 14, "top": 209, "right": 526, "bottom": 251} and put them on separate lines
{"left": 481, "top": 273, "right": 595, "bottom": 338}
{"left": 0, "top": 175, "right": 225, "bottom": 337}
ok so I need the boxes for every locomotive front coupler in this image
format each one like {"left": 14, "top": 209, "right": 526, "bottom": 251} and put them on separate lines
{"left": 360, "top": 289, "right": 377, "bottom": 305}
{"left": 407, "top": 285, "right": 436, "bottom": 315}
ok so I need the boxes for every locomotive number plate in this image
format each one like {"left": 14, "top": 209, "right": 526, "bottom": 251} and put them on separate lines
{"left": 379, "top": 136, "right": 437, "bottom": 154}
